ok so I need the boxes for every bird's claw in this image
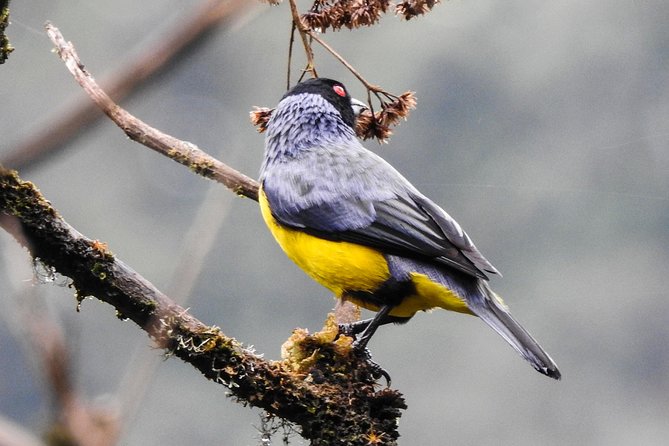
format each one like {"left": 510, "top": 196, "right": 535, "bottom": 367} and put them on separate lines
{"left": 337, "top": 322, "right": 365, "bottom": 338}
{"left": 337, "top": 323, "right": 392, "bottom": 386}
{"left": 352, "top": 343, "right": 392, "bottom": 387}
{"left": 338, "top": 323, "right": 353, "bottom": 338}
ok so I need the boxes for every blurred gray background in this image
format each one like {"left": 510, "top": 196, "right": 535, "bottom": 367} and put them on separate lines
{"left": 2, "top": 0, "right": 668, "bottom": 445}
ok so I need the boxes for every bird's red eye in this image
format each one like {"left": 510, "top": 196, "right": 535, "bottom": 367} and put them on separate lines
{"left": 333, "top": 85, "right": 346, "bottom": 97}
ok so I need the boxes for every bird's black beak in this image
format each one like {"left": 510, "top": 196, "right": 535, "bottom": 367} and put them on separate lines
{"left": 350, "top": 97, "right": 368, "bottom": 117}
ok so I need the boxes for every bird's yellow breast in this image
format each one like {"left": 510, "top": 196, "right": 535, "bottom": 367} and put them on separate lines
{"left": 258, "top": 188, "right": 472, "bottom": 317}
{"left": 259, "top": 189, "right": 390, "bottom": 295}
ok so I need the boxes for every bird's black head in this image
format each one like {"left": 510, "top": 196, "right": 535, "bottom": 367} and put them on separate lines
{"left": 282, "top": 78, "right": 357, "bottom": 128}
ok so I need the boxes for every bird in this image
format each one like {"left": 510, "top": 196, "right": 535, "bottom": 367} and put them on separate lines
{"left": 258, "top": 77, "right": 561, "bottom": 380}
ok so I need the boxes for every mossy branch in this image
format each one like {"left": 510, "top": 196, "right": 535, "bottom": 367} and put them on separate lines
{"left": 0, "top": 168, "right": 406, "bottom": 445}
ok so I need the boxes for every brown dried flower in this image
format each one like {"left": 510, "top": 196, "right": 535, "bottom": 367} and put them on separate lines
{"left": 379, "top": 91, "right": 417, "bottom": 127}
{"left": 355, "top": 110, "right": 393, "bottom": 142}
{"left": 249, "top": 107, "right": 275, "bottom": 133}
{"left": 395, "top": 0, "right": 441, "bottom": 20}
{"left": 355, "top": 91, "right": 416, "bottom": 142}
{"left": 302, "top": 0, "right": 392, "bottom": 31}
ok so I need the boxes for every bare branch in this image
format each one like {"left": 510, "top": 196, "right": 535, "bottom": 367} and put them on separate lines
{"left": 44, "top": 22, "right": 259, "bottom": 202}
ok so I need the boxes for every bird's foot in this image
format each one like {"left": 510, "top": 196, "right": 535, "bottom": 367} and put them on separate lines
{"left": 337, "top": 323, "right": 392, "bottom": 386}
{"left": 338, "top": 323, "right": 353, "bottom": 338}
{"left": 337, "top": 321, "right": 368, "bottom": 338}
{"left": 351, "top": 343, "right": 392, "bottom": 387}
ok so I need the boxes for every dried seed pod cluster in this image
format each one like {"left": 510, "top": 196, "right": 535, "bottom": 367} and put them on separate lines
{"left": 302, "top": 0, "right": 392, "bottom": 31}
{"left": 355, "top": 91, "right": 417, "bottom": 142}
{"left": 301, "top": 0, "right": 441, "bottom": 31}
{"left": 395, "top": 0, "right": 441, "bottom": 20}
{"left": 249, "top": 107, "right": 275, "bottom": 134}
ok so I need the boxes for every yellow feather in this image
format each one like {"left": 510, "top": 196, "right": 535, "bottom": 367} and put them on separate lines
{"left": 403, "top": 273, "right": 473, "bottom": 316}
{"left": 259, "top": 188, "right": 472, "bottom": 318}
{"left": 259, "top": 189, "right": 389, "bottom": 295}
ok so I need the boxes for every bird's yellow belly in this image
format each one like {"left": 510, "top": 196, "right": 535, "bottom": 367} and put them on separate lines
{"left": 259, "top": 189, "right": 472, "bottom": 317}
{"left": 259, "top": 190, "right": 389, "bottom": 294}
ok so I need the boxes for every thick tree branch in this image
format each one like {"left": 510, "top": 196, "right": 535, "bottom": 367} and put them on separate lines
{"left": 0, "top": 167, "right": 406, "bottom": 445}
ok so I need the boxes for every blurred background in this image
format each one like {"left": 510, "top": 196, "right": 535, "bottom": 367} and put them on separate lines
{"left": 1, "top": 0, "right": 668, "bottom": 444}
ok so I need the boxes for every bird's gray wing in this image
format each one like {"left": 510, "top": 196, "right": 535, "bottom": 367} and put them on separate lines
{"left": 261, "top": 139, "right": 499, "bottom": 280}
{"left": 344, "top": 193, "right": 499, "bottom": 279}
{"left": 263, "top": 178, "right": 499, "bottom": 280}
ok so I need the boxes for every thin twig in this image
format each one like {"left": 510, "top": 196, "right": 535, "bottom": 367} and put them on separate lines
{"left": 44, "top": 22, "right": 259, "bottom": 202}
{"left": 306, "top": 30, "right": 382, "bottom": 93}
{"left": 287, "top": 0, "right": 374, "bottom": 88}
{"left": 289, "top": 10, "right": 397, "bottom": 105}
{"left": 288, "top": 0, "right": 317, "bottom": 77}
{"left": 287, "top": 21, "right": 296, "bottom": 89}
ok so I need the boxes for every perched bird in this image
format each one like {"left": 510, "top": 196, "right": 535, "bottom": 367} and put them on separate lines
{"left": 258, "top": 78, "right": 560, "bottom": 380}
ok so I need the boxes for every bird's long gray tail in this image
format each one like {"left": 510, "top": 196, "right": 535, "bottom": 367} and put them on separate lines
{"left": 468, "top": 281, "right": 561, "bottom": 380}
